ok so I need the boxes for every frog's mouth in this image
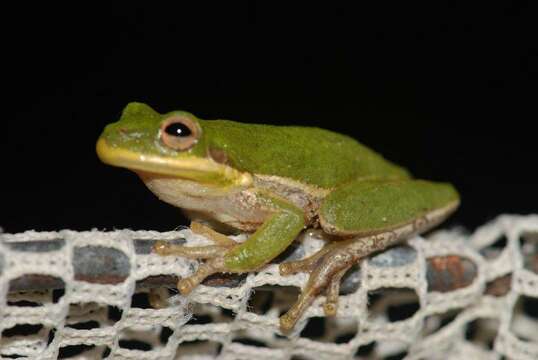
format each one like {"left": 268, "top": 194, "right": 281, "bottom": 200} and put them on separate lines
{"left": 96, "top": 138, "right": 252, "bottom": 188}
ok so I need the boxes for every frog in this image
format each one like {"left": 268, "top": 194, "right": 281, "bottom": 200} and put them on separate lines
{"left": 96, "top": 102, "right": 460, "bottom": 332}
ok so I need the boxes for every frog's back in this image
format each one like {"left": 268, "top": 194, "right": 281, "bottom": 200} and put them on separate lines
{"left": 201, "top": 120, "right": 410, "bottom": 189}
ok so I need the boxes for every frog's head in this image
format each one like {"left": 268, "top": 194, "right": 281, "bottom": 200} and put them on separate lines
{"left": 96, "top": 102, "right": 252, "bottom": 188}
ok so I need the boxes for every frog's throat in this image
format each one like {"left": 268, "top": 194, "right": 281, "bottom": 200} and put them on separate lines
{"left": 96, "top": 138, "right": 253, "bottom": 188}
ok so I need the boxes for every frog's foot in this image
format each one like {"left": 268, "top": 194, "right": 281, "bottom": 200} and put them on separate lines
{"left": 279, "top": 242, "right": 356, "bottom": 332}
{"left": 279, "top": 242, "right": 339, "bottom": 275}
{"left": 279, "top": 237, "right": 384, "bottom": 332}
{"left": 153, "top": 222, "right": 238, "bottom": 295}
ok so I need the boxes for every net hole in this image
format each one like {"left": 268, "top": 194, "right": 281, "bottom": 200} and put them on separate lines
{"left": 65, "top": 320, "right": 100, "bottom": 330}
{"left": 8, "top": 275, "right": 66, "bottom": 298}
{"left": 232, "top": 337, "right": 269, "bottom": 347}
{"left": 65, "top": 302, "right": 121, "bottom": 328}
{"left": 176, "top": 340, "right": 222, "bottom": 357}
{"left": 521, "top": 295, "right": 538, "bottom": 319}
{"left": 7, "top": 288, "right": 63, "bottom": 307}
{"left": 7, "top": 299, "right": 42, "bottom": 307}
{"left": 355, "top": 341, "right": 376, "bottom": 357}
{"left": 131, "top": 291, "right": 151, "bottom": 308}
{"left": 519, "top": 231, "right": 538, "bottom": 274}
{"left": 186, "top": 303, "right": 235, "bottom": 325}
{"left": 367, "top": 288, "right": 419, "bottom": 322}
{"left": 480, "top": 234, "right": 508, "bottom": 259}
{"left": 107, "top": 305, "right": 123, "bottom": 322}
{"left": 52, "top": 288, "right": 65, "bottom": 303}
{"left": 202, "top": 272, "right": 247, "bottom": 289}
{"left": 510, "top": 295, "right": 538, "bottom": 342}
{"left": 186, "top": 314, "right": 212, "bottom": 325}
{"left": 0, "top": 326, "right": 55, "bottom": 358}
{"left": 383, "top": 351, "right": 408, "bottom": 360}
{"left": 465, "top": 318, "right": 499, "bottom": 350}
{"left": 426, "top": 255, "right": 477, "bottom": 292}
{"left": 422, "top": 308, "right": 463, "bottom": 337}
{"left": 334, "top": 331, "right": 357, "bottom": 344}
{"left": 58, "top": 344, "right": 96, "bottom": 359}
{"left": 160, "top": 326, "right": 173, "bottom": 345}
{"left": 118, "top": 339, "right": 152, "bottom": 351}
{"left": 247, "top": 285, "right": 300, "bottom": 316}
{"left": 300, "top": 317, "right": 326, "bottom": 340}
{"left": 119, "top": 325, "right": 170, "bottom": 350}
{"left": 2, "top": 324, "right": 43, "bottom": 337}
{"left": 132, "top": 288, "right": 178, "bottom": 309}
{"left": 485, "top": 274, "right": 512, "bottom": 297}
{"left": 339, "top": 264, "right": 361, "bottom": 295}
{"left": 220, "top": 307, "right": 237, "bottom": 320}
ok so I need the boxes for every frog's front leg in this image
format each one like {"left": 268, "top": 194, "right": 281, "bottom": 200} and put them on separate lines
{"left": 154, "top": 195, "right": 305, "bottom": 295}
{"left": 279, "top": 179, "right": 460, "bottom": 332}
{"left": 154, "top": 222, "right": 236, "bottom": 260}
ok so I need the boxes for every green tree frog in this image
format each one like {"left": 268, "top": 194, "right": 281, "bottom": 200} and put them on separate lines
{"left": 96, "top": 103, "right": 459, "bottom": 332}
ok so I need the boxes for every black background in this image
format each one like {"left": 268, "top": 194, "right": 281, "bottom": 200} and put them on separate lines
{"left": 4, "top": 3, "right": 537, "bottom": 234}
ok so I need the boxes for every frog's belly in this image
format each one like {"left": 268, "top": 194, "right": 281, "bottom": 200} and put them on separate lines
{"left": 137, "top": 173, "right": 271, "bottom": 231}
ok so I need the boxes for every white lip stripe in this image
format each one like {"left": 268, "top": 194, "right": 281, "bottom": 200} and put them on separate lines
{"left": 96, "top": 138, "right": 253, "bottom": 187}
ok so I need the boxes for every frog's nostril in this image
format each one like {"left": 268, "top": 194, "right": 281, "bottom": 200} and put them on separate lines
{"left": 118, "top": 128, "right": 135, "bottom": 138}
{"left": 117, "top": 128, "right": 142, "bottom": 140}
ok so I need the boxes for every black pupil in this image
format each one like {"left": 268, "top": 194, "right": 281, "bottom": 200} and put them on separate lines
{"left": 165, "top": 122, "right": 192, "bottom": 137}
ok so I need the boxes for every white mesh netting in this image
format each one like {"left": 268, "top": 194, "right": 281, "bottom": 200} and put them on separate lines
{"left": 0, "top": 214, "right": 537, "bottom": 359}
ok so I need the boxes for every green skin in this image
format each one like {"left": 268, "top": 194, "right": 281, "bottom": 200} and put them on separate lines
{"left": 97, "top": 102, "right": 459, "bottom": 330}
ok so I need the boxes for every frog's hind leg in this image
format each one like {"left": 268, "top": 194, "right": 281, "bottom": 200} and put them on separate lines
{"left": 279, "top": 242, "right": 338, "bottom": 275}
{"left": 323, "top": 263, "right": 354, "bottom": 316}
{"left": 280, "top": 250, "right": 355, "bottom": 330}
{"left": 279, "top": 240, "right": 355, "bottom": 316}
{"left": 279, "top": 179, "right": 460, "bottom": 332}
{"left": 279, "top": 231, "right": 416, "bottom": 332}
{"left": 279, "top": 237, "right": 363, "bottom": 332}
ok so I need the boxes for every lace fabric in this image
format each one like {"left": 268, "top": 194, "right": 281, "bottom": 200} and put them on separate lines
{"left": 0, "top": 215, "right": 537, "bottom": 359}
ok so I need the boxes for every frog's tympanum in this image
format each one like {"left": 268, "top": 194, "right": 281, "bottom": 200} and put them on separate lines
{"left": 97, "top": 103, "right": 459, "bottom": 332}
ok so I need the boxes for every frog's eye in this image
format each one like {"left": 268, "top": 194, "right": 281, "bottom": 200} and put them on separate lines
{"left": 160, "top": 116, "right": 200, "bottom": 151}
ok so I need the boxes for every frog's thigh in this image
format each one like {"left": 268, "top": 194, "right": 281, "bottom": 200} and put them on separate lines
{"left": 319, "top": 179, "right": 459, "bottom": 237}
{"left": 280, "top": 180, "right": 459, "bottom": 332}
